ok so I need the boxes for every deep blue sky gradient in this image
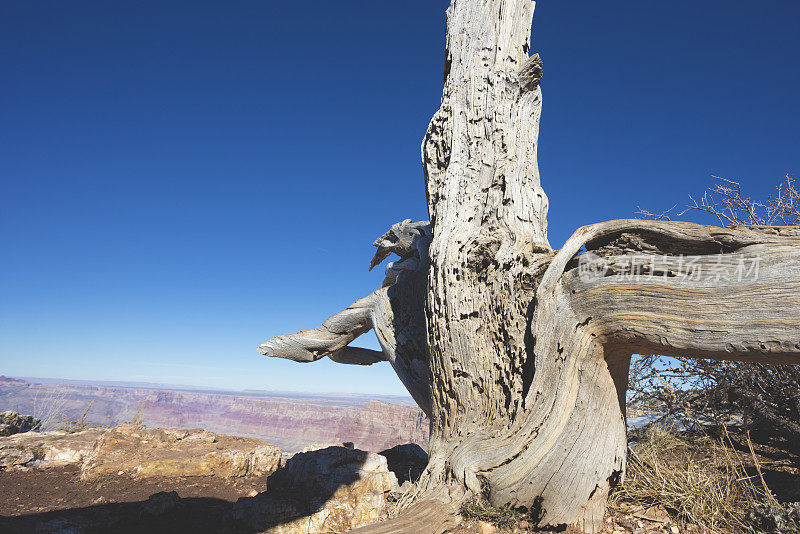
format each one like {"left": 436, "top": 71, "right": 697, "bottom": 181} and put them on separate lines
{"left": 2, "top": 1, "right": 798, "bottom": 394}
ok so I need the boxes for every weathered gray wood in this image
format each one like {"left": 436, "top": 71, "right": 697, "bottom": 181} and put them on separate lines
{"left": 566, "top": 220, "right": 800, "bottom": 365}
{"left": 432, "top": 219, "right": 800, "bottom": 531}
{"left": 350, "top": 499, "right": 458, "bottom": 534}
{"left": 260, "top": 1, "right": 800, "bottom": 532}
{"left": 259, "top": 220, "right": 432, "bottom": 416}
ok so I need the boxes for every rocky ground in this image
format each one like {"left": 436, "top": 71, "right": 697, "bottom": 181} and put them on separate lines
{"left": 2, "top": 418, "right": 798, "bottom": 533}
{"left": 0, "top": 420, "right": 425, "bottom": 534}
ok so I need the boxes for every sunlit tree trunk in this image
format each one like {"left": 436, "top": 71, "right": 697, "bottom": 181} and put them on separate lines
{"left": 260, "top": 2, "right": 800, "bottom": 531}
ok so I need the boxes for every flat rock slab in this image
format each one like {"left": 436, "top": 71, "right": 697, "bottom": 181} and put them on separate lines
{"left": 82, "top": 424, "right": 283, "bottom": 481}
{"left": 0, "top": 424, "right": 283, "bottom": 481}
{"left": 0, "top": 429, "right": 101, "bottom": 469}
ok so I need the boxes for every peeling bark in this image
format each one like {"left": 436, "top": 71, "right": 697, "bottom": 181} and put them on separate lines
{"left": 259, "top": 1, "right": 800, "bottom": 532}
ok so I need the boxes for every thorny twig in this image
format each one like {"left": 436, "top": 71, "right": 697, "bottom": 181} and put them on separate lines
{"left": 640, "top": 175, "right": 800, "bottom": 228}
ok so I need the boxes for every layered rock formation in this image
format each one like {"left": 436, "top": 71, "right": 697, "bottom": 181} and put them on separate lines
{"left": 0, "top": 424, "right": 282, "bottom": 480}
{"left": 0, "top": 377, "right": 429, "bottom": 452}
{"left": 82, "top": 424, "right": 283, "bottom": 481}
{"left": 0, "top": 426, "right": 98, "bottom": 469}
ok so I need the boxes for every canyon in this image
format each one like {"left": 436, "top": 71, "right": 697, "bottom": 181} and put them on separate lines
{"left": 0, "top": 376, "right": 428, "bottom": 452}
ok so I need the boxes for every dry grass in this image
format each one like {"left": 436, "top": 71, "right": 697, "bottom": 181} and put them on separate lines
{"left": 611, "top": 426, "right": 774, "bottom": 532}
{"left": 128, "top": 400, "right": 146, "bottom": 425}
{"left": 31, "top": 388, "right": 69, "bottom": 431}
{"left": 459, "top": 497, "right": 525, "bottom": 528}
{"left": 57, "top": 400, "right": 100, "bottom": 433}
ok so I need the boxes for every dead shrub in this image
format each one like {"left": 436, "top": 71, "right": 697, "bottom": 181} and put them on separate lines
{"left": 634, "top": 175, "right": 800, "bottom": 456}
{"left": 611, "top": 426, "right": 774, "bottom": 532}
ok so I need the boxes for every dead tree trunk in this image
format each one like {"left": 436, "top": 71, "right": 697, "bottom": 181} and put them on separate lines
{"left": 260, "top": 2, "right": 800, "bottom": 532}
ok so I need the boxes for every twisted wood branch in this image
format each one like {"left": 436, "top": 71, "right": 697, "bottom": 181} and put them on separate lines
{"left": 258, "top": 220, "right": 433, "bottom": 415}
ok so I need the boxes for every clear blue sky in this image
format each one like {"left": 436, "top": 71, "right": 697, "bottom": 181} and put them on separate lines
{"left": 1, "top": 1, "right": 798, "bottom": 395}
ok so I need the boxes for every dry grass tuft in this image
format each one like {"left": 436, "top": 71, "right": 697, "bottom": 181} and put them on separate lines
{"left": 57, "top": 400, "right": 98, "bottom": 433}
{"left": 611, "top": 425, "right": 773, "bottom": 532}
{"left": 128, "top": 400, "right": 146, "bottom": 425}
{"left": 31, "top": 388, "right": 68, "bottom": 431}
{"left": 459, "top": 497, "right": 525, "bottom": 528}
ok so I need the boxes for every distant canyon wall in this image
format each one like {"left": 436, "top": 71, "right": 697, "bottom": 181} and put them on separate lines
{"left": 0, "top": 377, "right": 429, "bottom": 452}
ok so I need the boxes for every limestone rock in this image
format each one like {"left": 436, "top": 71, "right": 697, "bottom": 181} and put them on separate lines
{"left": 234, "top": 445, "right": 399, "bottom": 533}
{"left": 0, "top": 411, "right": 40, "bottom": 436}
{"left": 0, "top": 428, "right": 101, "bottom": 471}
{"left": 42, "top": 432, "right": 99, "bottom": 465}
{"left": 0, "top": 443, "right": 35, "bottom": 468}
{"left": 81, "top": 424, "right": 282, "bottom": 481}
{"left": 1, "top": 428, "right": 101, "bottom": 469}
{"left": 0, "top": 424, "right": 282, "bottom": 480}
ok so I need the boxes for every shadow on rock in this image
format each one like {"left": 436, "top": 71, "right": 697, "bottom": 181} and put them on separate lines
{"left": 0, "top": 445, "right": 403, "bottom": 534}
{"left": 378, "top": 443, "right": 428, "bottom": 485}
{"left": 233, "top": 445, "right": 399, "bottom": 533}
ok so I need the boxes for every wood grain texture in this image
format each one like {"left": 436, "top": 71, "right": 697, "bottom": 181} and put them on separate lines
{"left": 259, "top": 221, "right": 433, "bottom": 417}
{"left": 445, "top": 219, "right": 800, "bottom": 531}
{"left": 259, "top": 1, "right": 800, "bottom": 532}
{"left": 351, "top": 500, "right": 459, "bottom": 534}
{"left": 423, "top": 0, "right": 550, "bottom": 453}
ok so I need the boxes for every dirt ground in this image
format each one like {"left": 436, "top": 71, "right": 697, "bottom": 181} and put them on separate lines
{"left": 1, "top": 431, "right": 797, "bottom": 534}
{"left": 0, "top": 464, "right": 267, "bottom": 533}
